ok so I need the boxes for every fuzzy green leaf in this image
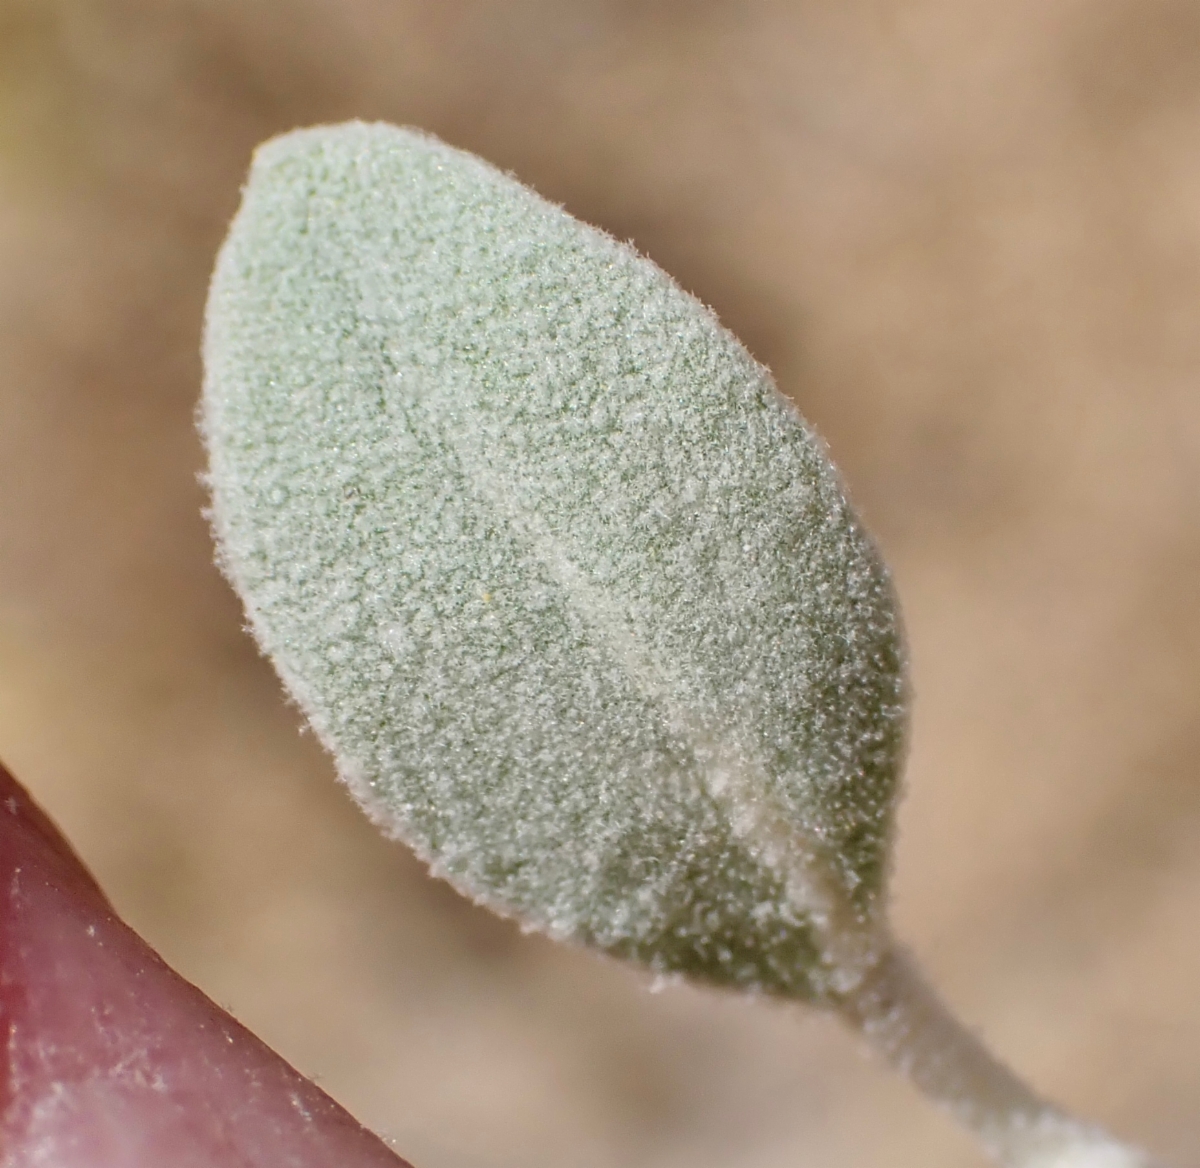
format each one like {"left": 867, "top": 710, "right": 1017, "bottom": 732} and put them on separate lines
{"left": 201, "top": 122, "right": 907, "bottom": 999}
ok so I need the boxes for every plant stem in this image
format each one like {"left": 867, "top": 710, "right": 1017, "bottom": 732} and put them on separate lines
{"left": 831, "top": 942, "right": 1162, "bottom": 1168}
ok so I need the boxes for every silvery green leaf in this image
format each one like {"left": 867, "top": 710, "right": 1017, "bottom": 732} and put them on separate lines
{"left": 201, "top": 122, "right": 907, "bottom": 1000}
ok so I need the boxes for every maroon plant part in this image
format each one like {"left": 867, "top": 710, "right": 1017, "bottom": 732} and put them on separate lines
{"left": 0, "top": 761, "right": 413, "bottom": 1168}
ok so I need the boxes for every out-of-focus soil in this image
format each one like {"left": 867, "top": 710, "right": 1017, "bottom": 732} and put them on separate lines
{"left": 1, "top": 3, "right": 1196, "bottom": 1165}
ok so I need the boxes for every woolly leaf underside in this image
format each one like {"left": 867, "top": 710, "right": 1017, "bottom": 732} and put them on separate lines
{"left": 202, "top": 123, "right": 907, "bottom": 999}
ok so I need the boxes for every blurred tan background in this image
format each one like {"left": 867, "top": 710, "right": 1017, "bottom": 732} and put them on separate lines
{"left": 1, "top": 2, "right": 1197, "bottom": 1165}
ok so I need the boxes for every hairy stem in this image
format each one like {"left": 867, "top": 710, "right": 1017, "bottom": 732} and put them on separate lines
{"left": 831, "top": 942, "right": 1161, "bottom": 1168}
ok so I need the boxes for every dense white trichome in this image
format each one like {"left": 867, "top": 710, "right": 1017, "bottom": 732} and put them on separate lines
{"left": 201, "top": 121, "right": 906, "bottom": 999}
{"left": 201, "top": 123, "right": 1168, "bottom": 1168}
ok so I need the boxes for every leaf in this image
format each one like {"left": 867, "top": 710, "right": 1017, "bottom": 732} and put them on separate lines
{"left": 201, "top": 122, "right": 908, "bottom": 1000}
